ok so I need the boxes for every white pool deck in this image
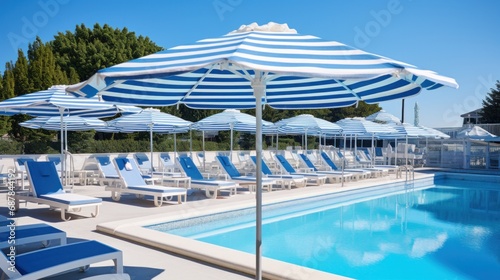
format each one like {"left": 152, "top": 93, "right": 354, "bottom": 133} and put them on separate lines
{"left": 2, "top": 168, "right": 496, "bottom": 279}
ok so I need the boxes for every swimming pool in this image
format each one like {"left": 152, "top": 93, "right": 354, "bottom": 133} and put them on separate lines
{"left": 146, "top": 173, "right": 500, "bottom": 279}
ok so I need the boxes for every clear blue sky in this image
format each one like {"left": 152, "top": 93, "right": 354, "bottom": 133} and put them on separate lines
{"left": 1, "top": 0, "right": 499, "bottom": 128}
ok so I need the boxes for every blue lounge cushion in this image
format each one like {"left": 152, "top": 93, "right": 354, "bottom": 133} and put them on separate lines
{"left": 0, "top": 223, "right": 64, "bottom": 243}
{"left": 27, "top": 161, "right": 65, "bottom": 196}
{"left": 14, "top": 240, "right": 119, "bottom": 275}
{"left": 178, "top": 156, "right": 205, "bottom": 180}
{"left": 127, "top": 185, "right": 185, "bottom": 194}
{"left": 40, "top": 193, "right": 102, "bottom": 206}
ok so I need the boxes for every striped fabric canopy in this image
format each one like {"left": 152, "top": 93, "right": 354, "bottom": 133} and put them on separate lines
{"left": 385, "top": 122, "right": 437, "bottom": 139}
{"left": 0, "top": 85, "right": 119, "bottom": 118}
{"left": 67, "top": 24, "right": 458, "bottom": 109}
{"left": 274, "top": 114, "right": 342, "bottom": 135}
{"left": 418, "top": 126, "right": 450, "bottom": 139}
{"left": 335, "top": 117, "right": 397, "bottom": 137}
{"left": 193, "top": 109, "right": 274, "bottom": 132}
{"left": 20, "top": 116, "right": 106, "bottom": 131}
{"left": 365, "top": 109, "right": 402, "bottom": 124}
{"left": 107, "top": 108, "right": 192, "bottom": 133}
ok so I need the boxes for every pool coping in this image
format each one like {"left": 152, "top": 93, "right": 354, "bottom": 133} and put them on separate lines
{"left": 96, "top": 172, "right": 495, "bottom": 279}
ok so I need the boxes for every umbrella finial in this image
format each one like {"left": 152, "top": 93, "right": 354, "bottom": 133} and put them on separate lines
{"left": 230, "top": 22, "right": 297, "bottom": 34}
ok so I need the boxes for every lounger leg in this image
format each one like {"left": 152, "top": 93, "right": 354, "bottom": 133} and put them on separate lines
{"left": 61, "top": 210, "right": 71, "bottom": 221}
{"left": 91, "top": 205, "right": 100, "bottom": 217}
{"left": 205, "top": 189, "right": 217, "bottom": 199}
{"left": 114, "top": 255, "right": 124, "bottom": 274}
{"left": 154, "top": 196, "right": 163, "bottom": 207}
{"left": 111, "top": 191, "right": 121, "bottom": 201}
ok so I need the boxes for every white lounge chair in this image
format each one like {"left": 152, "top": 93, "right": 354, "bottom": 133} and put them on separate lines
{"left": 273, "top": 155, "right": 327, "bottom": 186}
{"left": 319, "top": 152, "right": 372, "bottom": 180}
{"left": 109, "top": 157, "right": 187, "bottom": 206}
{"left": 0, "top": 221, "right": 66, "bottom": 249}
{"left": 249, "top": 156, "right": 307, "bottom": 189}
{"left": 215, "top": 155, "right": 277, "bottom": 192}
{"left": 83, "top": 155, "right": 120, "bottom": 186}
{"left": 0, "top": 240, "right": 124, "bottom": 279}
{"left": 297, "top": 154, "right": 353, "bottom": 183}
{"left": 177, "top": 155, "right": 238, "bottom": 198}
{"left": 14, "top": 161, "right": 102, "bottom": 221}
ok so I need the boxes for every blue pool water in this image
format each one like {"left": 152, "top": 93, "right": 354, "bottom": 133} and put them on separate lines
{"left": 147, "top": 176, "right": 500, "bottom": 279}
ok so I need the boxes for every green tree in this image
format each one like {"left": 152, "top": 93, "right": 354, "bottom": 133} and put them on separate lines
{"left": 480, "top": 81, "right": 500, "bottom": 123}
{"left": 51, "top": 23, "right": 163, "bottom": 81}
{"left": 28, "top": 37, "right": 69, "bottom": 90}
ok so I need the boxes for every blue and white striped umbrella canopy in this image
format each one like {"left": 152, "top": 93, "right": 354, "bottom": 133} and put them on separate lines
{"left": 456, "top": 125, "right": 497, "bottom": 140}
{"left": 365, "top": 110, "right": 402, "bottom": 124}
{"left": 385, "top": 122, "right": 437, "bottom": 139}
{"left": 107, "top": 108, "right": 192, "bottom": 133}
{"left": 418, "top": 126, "right": 450, "bottom": 139}
{"left": 274, "top": 114, "right": 342, "bottom": 152}
{"left": 193, "top": 109, "right": 274, "bottom": 132}
{"left": 68, "top": 23, "right": 458, "bottom": 109}
{"left": 66, "top": 22, "right": 458, "bottom": 279}
{"left": 0, "top": 85, "right": 119, "bottom": 118}
{"left": 336, "top": 117, "right": 397, "bottom": 138}
{"left": 274, "top": 114, "right": 342, "bottom": 135}
{"left": 193, "top": 109, "right": 275, "bottom": 160}
{"left": 20, "top": 116, "right": 106, "bottom": 131}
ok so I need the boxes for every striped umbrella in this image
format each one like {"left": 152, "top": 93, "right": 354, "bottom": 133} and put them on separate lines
{"left": 336, "top": 117, "right": 398, "bottom": 165}
{"left": 418, "top": 126, "right": 450, "bottom": 139}
{"left": 20, "top": 116, "right": 106, "bottom": 131}
{"left": 105, "top": 108, "right": 192, "bottom": 171}
{"left": 274, "top": 114, "right": 342, "bottom": 152}
{"left": 192, "top": 109, "right": 275, "bottom": 161}
{"left": 0, "top": 85, "right": 128, "bottom": 182}
{"left": 66, "top": 22, "right": 458, "bottom": 279}
{"left": 365, "top": 110, "right": 402, "bottom": 124}
{"left": 383, "top": 122, "right": 439, "bottom": 165}
{"left": 20, "top": 116, "right": 107, "bottom": 158}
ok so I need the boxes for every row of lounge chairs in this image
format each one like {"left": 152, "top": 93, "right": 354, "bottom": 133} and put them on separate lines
{"left": 11, "top": 150, "right": 402, "bottom": 221}
{"left": 0, "top": 215, "right": 128, "bottom": 279}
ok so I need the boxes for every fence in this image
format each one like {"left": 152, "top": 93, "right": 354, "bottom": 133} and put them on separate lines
{"left": 421, "top": 139, "right": 500, "bottom": 169}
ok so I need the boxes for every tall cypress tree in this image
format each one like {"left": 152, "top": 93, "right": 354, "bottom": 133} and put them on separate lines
{"left": 480, "top": 81, "right": 500, "bottom": 123}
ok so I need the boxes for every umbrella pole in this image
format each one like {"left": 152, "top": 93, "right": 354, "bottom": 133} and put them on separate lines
{"left": 59, "top": 108, "right": 65, "bottom": 184}
{"left": 253, "top": 76, "right": 264, "bottom": 280}
{"left": 174, "top": 133, "right": 177, "bottom": 161}
{"left": 230, "top": 124, "right": 234, "bottom": 161}
{"left": 189, "top": 128, "right": 193, "bottom": 157}
{"left": 202, "top": 131, "right": 206, "bottom": 172}
{"left": 150, "top": 125, "right": 154, "bottom": 174}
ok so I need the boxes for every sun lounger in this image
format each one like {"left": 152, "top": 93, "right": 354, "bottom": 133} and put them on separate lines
{"left": 319, "top": 152, "right": 372, "bottom": 180}
{"left": 0, "top": 222, "right": 66, "bottom": 249}
{"left": 14, "top": 161, "right": 102, "bottom": 221}
{"left": 109, "top": 157, "right": 187, "bottom": 206}
{"left": 0, "top": 240, "right": 123, "bottom": 279}
{"left": 273, "top": 155, "right": 327, "bottom": 186}
{"left": 215, "top": 155, "right": 277, "bottom": 192}
{"left": 297, "top": 154, "right": 353, "bottom": 183}
{"left": 14, "top": 157, "right": 36, "bottom": 190}
{"left": 158, "top": 152, "right": 182, "bottom": 176}
{"left": 90, "top": 155, "right": 121, "bottom": 186}
{"left": 177, "top": 155, "right": 238, "bottom": 198}
{"left": 249, "top": 156, "right": 307, "bottom": 189}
